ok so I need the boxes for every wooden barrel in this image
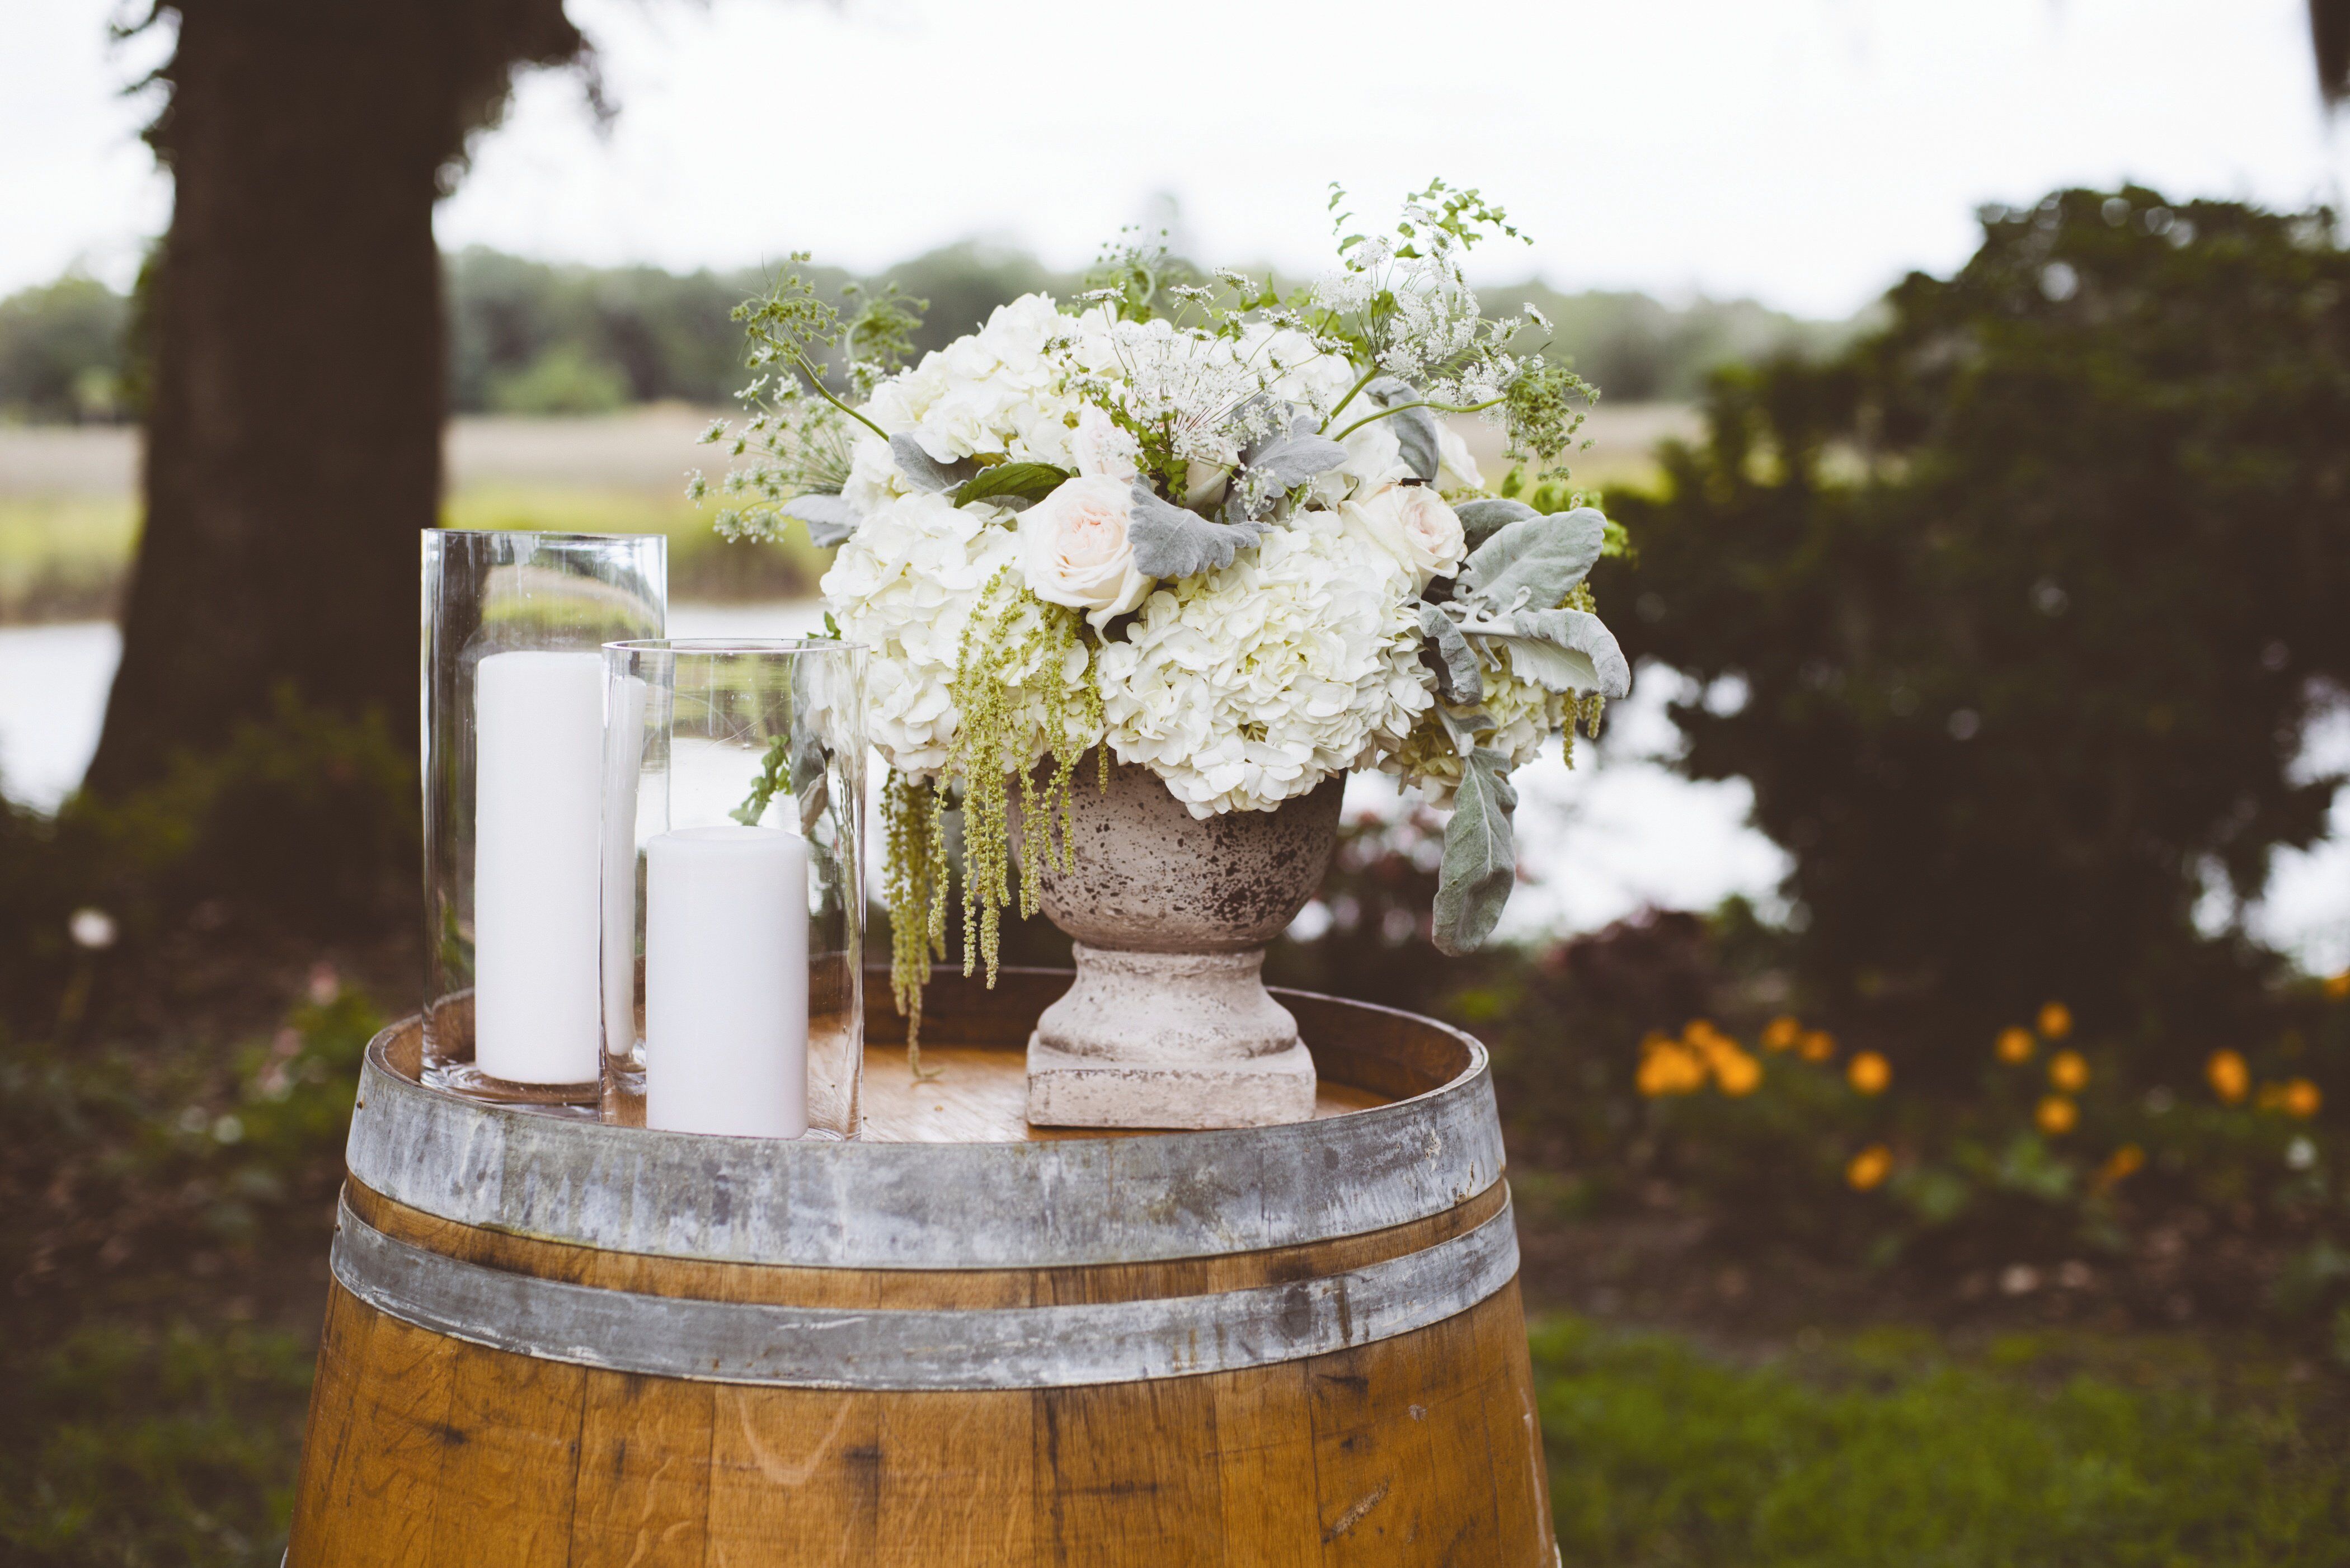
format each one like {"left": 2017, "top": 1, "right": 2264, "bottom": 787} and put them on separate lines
{"left": 288, "top": 969, "right": 1555, "bottom": 1565}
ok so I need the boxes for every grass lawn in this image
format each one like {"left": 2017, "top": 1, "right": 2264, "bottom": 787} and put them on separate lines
{"left": 0, "top": 495, "right": 137, "bottom": 620}
{"left": 0, "top": 486, "right": 831, "bottom": 623}
{"left": 1533, "top": 1314, "right": 2349, "bottom": 1566}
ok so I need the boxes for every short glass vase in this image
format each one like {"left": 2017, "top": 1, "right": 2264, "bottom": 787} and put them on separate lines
{"left": 601, "top": 639, "right": 868, "bottom": 1139}
{"left": 420, "top": 529, "right": 666, "bottom": 1104}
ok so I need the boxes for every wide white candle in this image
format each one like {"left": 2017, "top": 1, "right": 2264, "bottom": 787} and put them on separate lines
{"left": 473, "top": 649, "right": 605, "bottom": 1084}
{"left": 643, "top": 824, "right": 809, "bottom": 1138}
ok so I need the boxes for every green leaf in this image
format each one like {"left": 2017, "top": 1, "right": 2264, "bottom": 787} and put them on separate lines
{"left": 1459, "top": 606, "right": 1632, "bottom": 698}
{"left": 1367, "top": 376, "right": 1442, "bottom": 482}
{"left": 1433, "top": 748, "right": 1518, "bottom": 955}
{"left": 952, "top": 462, "right": 1073, "bottom": 511}
{"left": 1453, "top": 497, "right": 1540, "bottom": 550}
{"left": 1241, "top": 413, "right": 1350, "bottom": 494}
{"left": 1126, "top": 482, "right": 1271, "bottom": 578}
{"left": 1419, "top": 603, "right": 1483, "bottom": 703}
{"left": 780, "top": 492, "right": 859, "bottom": 546}
{"left": 1458, "top": 506, "right": 1608, "bottom": 613}
{"left": 889, "top": 433, "right": 983, "bottom": 495}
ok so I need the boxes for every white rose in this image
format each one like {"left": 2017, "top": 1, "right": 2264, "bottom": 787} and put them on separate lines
{"left": 1018, "top": 475, "right": 1152, "bottom": 629}
{"left": 1183, "top": 458, "right": 1230, "bottom": 507}
{"left": 1070, "top": 406, "right": 1140, "bottom": 482}
{"left": 1435, "top": 422, "right": 1483, "bottom": 492}
{"left": 1339, "top": 481, "right": 1466, "bottom": 590}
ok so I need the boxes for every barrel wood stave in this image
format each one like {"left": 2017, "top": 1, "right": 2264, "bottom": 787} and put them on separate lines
{"left": 290, "top": 971, "right": 1556, "bottom": 1565}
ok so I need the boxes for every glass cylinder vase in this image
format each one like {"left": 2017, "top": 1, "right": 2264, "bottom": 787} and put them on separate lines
{"left": 421, "top": 529, "right": 666, "bottom": 1102}
{"left": 601, "top": 639, "right": 867, "bottom": 1139}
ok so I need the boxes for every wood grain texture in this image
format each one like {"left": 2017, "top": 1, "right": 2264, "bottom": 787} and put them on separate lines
{"left": 289, "top": 1289, "right": 1549, "bottom": 1565}
{"left": 567, "top": 1373, "right": 713, "bottom": 1568}
{"left": 290, "top": 969, "right": 1552, "bottom": 1565}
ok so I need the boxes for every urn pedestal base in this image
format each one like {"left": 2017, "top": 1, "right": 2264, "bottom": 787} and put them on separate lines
{"left": 1024, "top": 944, "right": 1318, "bottom": 1129}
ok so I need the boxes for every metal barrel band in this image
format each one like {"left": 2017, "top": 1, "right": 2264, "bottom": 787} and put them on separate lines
{"left": 346, "top": 1009, "right": 1505, "bottom": 1272}
{"left": 327, "top": 1190, "right": 1520, "bottom": 1390}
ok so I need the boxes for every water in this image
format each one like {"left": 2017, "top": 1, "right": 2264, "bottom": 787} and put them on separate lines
{"left": 1, "top": 612, "right": 2342, "bottom": 968}
{"left": 0, "top": 620, "right": 118, "bottom": 810}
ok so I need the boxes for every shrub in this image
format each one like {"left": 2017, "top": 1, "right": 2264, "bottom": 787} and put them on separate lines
{"left": 1604, "top": 188, "right": 2350, "bottom": 1075}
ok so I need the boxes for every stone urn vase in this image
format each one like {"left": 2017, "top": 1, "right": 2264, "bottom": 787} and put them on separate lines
{"left": 1012, "top": 756, "right": 1342, "bottom": 1129}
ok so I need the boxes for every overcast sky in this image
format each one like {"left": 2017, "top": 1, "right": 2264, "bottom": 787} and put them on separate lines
{"left": 3, "top": 0, "right": 2345, "bottom": 318}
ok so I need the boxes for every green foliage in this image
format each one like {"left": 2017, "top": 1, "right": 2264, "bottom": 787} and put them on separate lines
{"left": 0, "top": 1322, "right": 312, "bottom": 1567}
{"left": 0, "top": 982, "right": 377, "bottom": 1566}
{"left": 0, "top": 274, "right": 130, "bottom": 424}
{"left": 1532, "top": 1315, "right": 2350, "bottom": 1566}
{"left": 0, "top": 690, "right": 415, "bottom": 1024}
{"left": 1608, "top": 188, "right": 2350, "bottom": 1070}
{"left": 1483, "top": 284, "right": 1859, "bottom": 403}
{"left": 443, "top": 246, "right": 764, "bottom": 411}
{"left": 483, "top": 342, "right": 630, "bottom": 415}
{"left": 0, "top": 247, "right": 1850, "bottom": 430}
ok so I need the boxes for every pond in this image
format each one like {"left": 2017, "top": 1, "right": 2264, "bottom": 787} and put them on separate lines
{"left": 1, "top": 611, "right": 2342, "bottom": 967}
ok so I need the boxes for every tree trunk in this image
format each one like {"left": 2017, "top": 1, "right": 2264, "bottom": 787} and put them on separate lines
{"left": 88, "top": 1, "right": 581, "bottom": 796}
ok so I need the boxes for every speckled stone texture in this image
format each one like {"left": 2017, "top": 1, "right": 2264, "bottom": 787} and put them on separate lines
{"left": 1013, "top": 758, "right": 1341, "bottom": 1129}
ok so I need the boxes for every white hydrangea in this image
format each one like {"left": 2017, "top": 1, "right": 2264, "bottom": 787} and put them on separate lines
{"left": 820, "top": 491, "right": 1089, "bottom": 779}
{"left": 1096, "top": 515, "right": 1431, "bottom": 816}
{"left": 842, "top": 293, "right": 1086, "bottom": 520}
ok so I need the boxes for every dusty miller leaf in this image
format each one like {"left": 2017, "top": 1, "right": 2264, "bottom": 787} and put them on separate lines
{"left": 1242, "top": 414, "right": 1350, "bottom": 493}
{"left": 1418, "top": 603, "right": 1483, "bottom": 703}
{"left": 1459, "top": 606, "right": 1632, "bottom": 698}
{"left": 1457, "top": 507, "right": 1607, "bottom": 614}
{"left": 1453, "top": 497, "right": 1540, "bottom": 551}
{"left": 889, "top": 434, "right": 983, "bottom": 495}
{"left": 1126, "top": 482, "right": 1271, "bottom": 578}
{"left": 1432, "top": 748, "right": 1518, "bottom": 955}
{"left": 1366, "top": 376, "right": 1442, "bottom": 483}
{"left": 952, "top": 462, "right": 1072, "bottom": 512}
{"left": 780, "top": 492, "right": 861, "bottom": 547}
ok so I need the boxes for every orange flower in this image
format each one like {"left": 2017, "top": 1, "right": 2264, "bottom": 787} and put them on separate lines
{"left": 2048, "top": 1049, "right": 2089, "bottom": 1094}
{"left": 1847, "top": 1051, "right": 1891, "bottom": 1095}
{"left": 1682, "top": 1018, "right": 1724, "bottom": 1046}
{"left": 2092, "top": 1143, "right": 2145, "bottom": 1194}
{"left": 2036, "top": 1095, "right": 2078, "bottom": 1135}
{"left": 1846, "top": 1144, "right": 1893, "bottom": 1191}
{"left": 2324, "top": 972, "right": 2349, "bottom": 1001}
{"left": 2037, "top": 1001, "right": 2074, "bottom": 1040}
{"left": 1638, "top": 1039, "right": 1706, "bottom": 1097}
{"left": 2206, "top": 1049, "right": 2249, "bottom": 1104}
{"left": 1995, "top": 1027, "right": 2035, "bottom": 1063}
{"left": 1799, "top": 1029, "right": 1837, "bottom": 1063}
{"left": 1761, "top": 1015, "right": 1802, "bottom": 1053}
{"left": 1713, "top": 1047, "right": 1764, "bottom": 1097}
{"left": 2282, "top": 1079, "right": 2323, "bottom": 1119}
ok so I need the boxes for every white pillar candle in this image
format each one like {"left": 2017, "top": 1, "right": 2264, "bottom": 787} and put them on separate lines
{"left": 643, "top": 824, "right": 809, "bottom": 1138}
{"left": 600, "top": 674, "right": 650, "bottom": 1068}
{"left": 473, "top": 649, "right": 606, "bottom": 1084}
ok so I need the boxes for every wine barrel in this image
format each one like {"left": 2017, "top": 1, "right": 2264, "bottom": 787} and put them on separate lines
{"left": 288, "top": 969, "right": 1555, "bottom": 1565}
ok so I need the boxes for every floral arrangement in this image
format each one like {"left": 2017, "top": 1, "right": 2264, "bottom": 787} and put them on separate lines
{"left": 696, "top": 182, "right": 1631, "bottom": 1035}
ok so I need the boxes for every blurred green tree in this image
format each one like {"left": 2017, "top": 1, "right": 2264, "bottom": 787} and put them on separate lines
{"left": 1607, "top": 189, "right": 2350, "bottom": 1072}
{"left": 0, "top": 274, "right": 128, "bottom": 423}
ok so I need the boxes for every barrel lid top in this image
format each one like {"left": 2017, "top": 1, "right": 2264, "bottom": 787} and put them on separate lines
{"left": 346, "top": 972, "right": 1505, "bottom": 1270}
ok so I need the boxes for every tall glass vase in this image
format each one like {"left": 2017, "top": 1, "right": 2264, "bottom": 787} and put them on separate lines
{"left": 601, "top": 639, "right": 867, "bottom": 1139}
{"left": 421, "top": 529, "right": 665, "bottom": 1103}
